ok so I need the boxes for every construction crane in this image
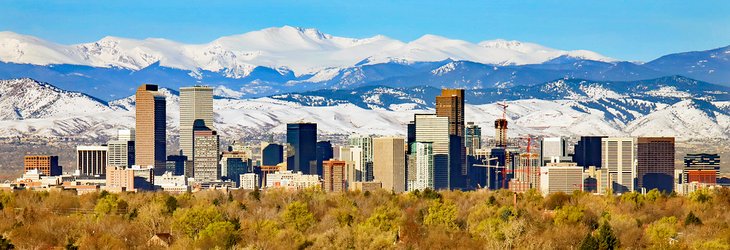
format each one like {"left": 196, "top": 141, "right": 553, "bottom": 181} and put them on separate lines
{"left": 497, "top": 100, "right": 509, "bottom": 120}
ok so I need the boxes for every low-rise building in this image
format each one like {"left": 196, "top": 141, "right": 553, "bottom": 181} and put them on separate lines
{"left": 539, "top": 166, "right": 584, "bottom": 196}
{"left": 239, "top": 173, "right": 259, "bottom": 190}
{"left": 265, "top": 171, "right": 320, "bottom": 190}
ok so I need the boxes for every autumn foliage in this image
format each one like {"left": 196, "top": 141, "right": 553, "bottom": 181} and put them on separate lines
{"left": 0, "top": 187, "right": 728, "bottom": 249}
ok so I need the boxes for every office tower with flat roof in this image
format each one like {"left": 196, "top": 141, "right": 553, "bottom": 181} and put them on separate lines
{"left": 135, "top": 84, "right": 166, "bottom": 175}
{"left": 373, "top": 137, "right": 406, "bottom": 193}
{"left": 166, "top": 155, "right": 187, "bottom": 175}
{"left": 323, "top": 160, "right": 346, "bottom": 192}
{"left": 465, "top": 122, "right": 481, "bottom": 156}
{"left": 316, "top": 141, "right": 334, "bottom": 176}
{"left": 574, "top": 136, "right": 607, "bottom": 169}
{"left": 77, "top": 145, "right": 108, "bottom": 176}
{"left": 220, "top": 151, "right": 251, "bottom": 186}
{"left": 348, "top": 135, "right": 374, "bottom": 181}
{"left": 261, "top": 143, "right": 284, "bottom": 166}
{"left": 410, "top": 142, "right": 434, "bottom": 191}
{"left": 192, "top": 120, "right": 220, "bottom": 182}
{"left": 436, "top": 89, "right": 465, "bottom": 137}
{"left": 683, "top": 153, "right": 720, "bottom": 183}
{"left": 415, "top": 114, "right": 450, "bottom": 189}
{"left": 287, "top": 123, "right": 317, "bottom": 175}
{"left": 179, "top": 86, "right": 214, "bottom": 159}
{"left": 539, "top": 166, "right": 584, "bottom": 196}
{"left": 108, "top": 129, "right": 135, "bottom": 168}
{"left": 540, "top": 137, "right": 568, "bottom": 165}
{"left": 637, "top": 137, "right": 675, "bottom": 193}
{"left": 24, "top": 155, "right": 61, "bottom": 176}
{"left": 600, "top": 137, "right": 636, "bottom": 193}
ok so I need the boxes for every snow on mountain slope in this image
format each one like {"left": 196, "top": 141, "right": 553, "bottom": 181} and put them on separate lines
{"left": 0, "top": 26, "right": 614, "bottom": 78}
{"left": 0, "top": 78, "right": 111, "bottom": 120}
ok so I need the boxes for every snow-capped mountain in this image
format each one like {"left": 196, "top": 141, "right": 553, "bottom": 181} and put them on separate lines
{"left": 0, "top": 26, "right": 613, "bottom": 76}
{"left": 0, "top": 77, "right": 727, "bottom": 142}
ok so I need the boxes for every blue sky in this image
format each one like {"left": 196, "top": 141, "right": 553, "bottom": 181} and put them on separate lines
{"left": 1, "top": 1, "right": 728, "bottom": 61}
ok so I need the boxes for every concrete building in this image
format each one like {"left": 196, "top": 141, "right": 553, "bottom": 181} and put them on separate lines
{"left": 166, "top": 155, "right": 188, "bottom": 176}
{"left": 179, "top": 86, "right": 214, "bottom": 160}
{"left": 265, "top": 171, "right": 320, "bottom": 190}
{"left": 494, "top": 118, "right": 508, "bottom": 148}
{"left": 410, "top": 142, "right": 434, "bottom": 191}
{"left": 465, "top": 122, "right": 482, "bottom": 156}
{"left": 683, "top": 153, "right": 720, "bottom": 183}
{"left": 349, "top": 181, "right": 382, "bottom": 192}
{"left": 539, "top": 166, "right": 584, "bottom": 196}
{"left": 316, "top": 141, "right": 334, "bottom": 176}
{"left": 105, "top": 165, "right": 154, "bottom": 193}
{"left": 637, "top": 137, "right": 675, "bottom": 193}
{"left": 600, "top": 137, "right": 636, "bottom": 194}
{"left": 540, "top": 137, "right": 568, "bottom": 165}
{"left": 373, "top": 137, "right": 406, "bottom": 193}
{"left": 135, "top": 84, "right": 167, "bottom": 175}
{"left": 193, "top": 121, "right": 220, "bottom": 182}
{"left": 287, "top": 123, "right": 317, "bottom": 175}
{"left": 323, "top": 160, "right": 346, "bottom": 192}
{"left": 348, "top": 135, "right": 374, "bottom": 181}
{"left": 220, "top": 151, "right": 251, "bottom": 186}
{"left": 239, "top": 173, "right": 259, "bottom": 190}
{"left": 24, "top": 155, "right": 61, "bottom": 176}
{"left": 77, "top": 145, "right": 108, "bottom": 176}
{"left": 414, "top": 114, "right": 450, "bottom": 189}
{"left": 514, "top": 153, "right": 540, "bottom": 190}
{"left": 435, "top": 89, "right": 466, "bottom": 188}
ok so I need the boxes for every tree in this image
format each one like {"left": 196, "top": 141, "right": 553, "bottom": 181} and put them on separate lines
{"left": 172, "top": 205, "right": 224, "bottom": 238}
{"left": 595, "top": 221, "right": 619, "bottom": 250}
{"left": 646, "top": 216, "right": 678, "bottom": 248}
{"left": 94, "top": 194, "right": 127, "bottom": 216}
{"left": 544, "top": 192, "right": 570, "bottom": 210}
{"left": 196, "top": 221, "right": 237, "bottom": 249}
{"left": 579, "top": 233, "right": 598, "bottom": 250}
{"left": 554, "top": 205, "right": 584, "bottom": 225}
{"left": 689, "top": 188, "right": 712, "bottom": 203}
{"left": 365, "top": 206, "right": 401, "bottom": 232}
{"left": 645, "top": 189, "right": 662, "bottom": 202}
{"left": 424, "top": 200, "right": 458, "bottom": 230}
{"left": 282, "top": 201, "right": 316, "bottom": 232}
{"left": 0, "top": 235, "right": 13, "bottom": 250}
{"left": 684, "top": 211, "right": 702, "bottom": 226}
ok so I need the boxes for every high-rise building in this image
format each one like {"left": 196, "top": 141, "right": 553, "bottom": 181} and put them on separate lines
{"left": 287, "top": 123, "right": 317, "bottom": 175}
{"left": 414, "top": 114, "right": 450, "bottom": 189}
{"left": 574, "top": 136, "right": 607, "bottom": 169}
{"left": 135, "top": 84, "right": 167, "bottom": 175}
{"left": 261, "top": 143, "right": 284, "bottom": 166}
{"left": 465, "top": 122, "right": 481, "bottom": 156}
{"left": 539, "top": 166, "right": 584, "bottom": 196}
{"left": 373, "top": 137, "right": 406, "bottom": 193}
{"left": 410, "top": 142, "right": 434, "bottom": 191}
{"left": 637, "top": 137, "right": 675, "bottom": 193}
{"left": 600, "top": 137, "right": 636, "bottom": 193}
{"left": 179, "top": 86, "right": 214, "bottom": 159}
{"left": 683, "top": 153, "right": 720, "bottom": 183}
{"left": 323, "top": 160, "right": 346, "bottom": 192}
{"left": 107, "top": 129, "right": 135, "bottom": 168}
{"left": 515, "top": 153, "right": 540, "bottom": 189}
{"left": 192, "top": 121, "right": 220, "bottom": 182}
{"left": 494, "top": 119, "right": 508, "bottom": 148}
{"left": 166, "top": 155, "right": 188, "bottom": 176}
{"left": 316, "top": 141, "right": 334, "bottom": 176}
{"left": 220, "top": 151, "right": 251, "bottom": 186}
{"left": 348, "top": 135, "right": 374, "bottom": 181}
{"left": 24, "top": 155, "right": 61, "bottom": 176}
{"left": 76, "top": 145, "right": 108, "bottom": 176}
{"left": 436, "top": 89, "right": 465, "bottom": 137}
{"left": 540, "top": 137, "right": 568, "bottom": 165}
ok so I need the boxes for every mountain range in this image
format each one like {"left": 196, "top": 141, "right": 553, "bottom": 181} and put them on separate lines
{"left": 0, "top": 76, "right": 727, "bottom": 142}
{"left": 1, "top": 26, "right": 729, "bottom": 100}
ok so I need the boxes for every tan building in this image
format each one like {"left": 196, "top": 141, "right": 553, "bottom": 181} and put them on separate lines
{"left": 323, "top": 160, "right": 346, "bottom": 192}
{"left": 179, "top": 86, "right": 214, "bottom": 159}
{"left": 193, "top": 125, "right": 220, "bottom": 182}
{"left": 106, "top": 166, "right": 154, "bottom": 193}
{"left": 373, "top": 137, "right": 406, "bottom": 192}
{"left": 135, "top": 84, "right": 167, "bottom": 175}
{"left": 349, "top": 181, "right": 382, "bottom": 192}
{"left": 435, "top": 89, "right": 465, "bottom": 137}
{"left": 24, "top": 155, "right": 61, "bottom": 176}
{"left": 539, "top": 166, "right": 584, "bottom": 196}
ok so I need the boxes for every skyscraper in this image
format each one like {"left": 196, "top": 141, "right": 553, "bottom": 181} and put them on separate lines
{"left": 179, "top": 86, "right": 214, "bottom": 159}
{"left": 107, "top": 129, "right": 135, "bottom": 168}
{"left": 574, "top": 136, "right": 607, "bottom": 169}
{"left": 316, "top": 141, "right": 334, "bottom": 176}
{"left": 436, "top": 89, "right": 465, "bottom": 137}
{"left": 261, "top": 143, "right": 284, "bottom": 166}
{"left": 373, "top": 137, "right": 406, "bottom": 193}
{"left": 414, "top": 114, "right": 450, "bottom": 189}
{"left": 494, "top": 119, "right": 508, "bottom": 148}
{"left": 192, "top": 120, "right": 220, "bottom": 182}
{"left": 540, "top": 137, "right": 568, "bottom": 165}
{"left": 410, "top": 142, "right": 434, "bottom": 191}
{"left": 436, "top": 89, "right": 466, "bottom": 189}
{"left": 348, "top": 135, "right": 374, "bottom": 181}
{"left": 465, "top": 122, "right": 481, "bottom": 156}
{"left": 286, "top": 123, "right": 317, "bottom": 175}
{"left": 600, "top": 137, "right": 636, "bottom": 193}
{"left": 637, "top": 137, "right": 675, "bottom": 193}
{"left": 135, "top": 84, "right": 167, "bottom": 175}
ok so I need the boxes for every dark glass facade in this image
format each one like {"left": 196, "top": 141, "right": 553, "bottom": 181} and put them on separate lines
{"left": 286, "top": 123, "right": 317, "bottom": 175}
{"left": 262, "top": 143, "right": 284, "bottom": 166}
